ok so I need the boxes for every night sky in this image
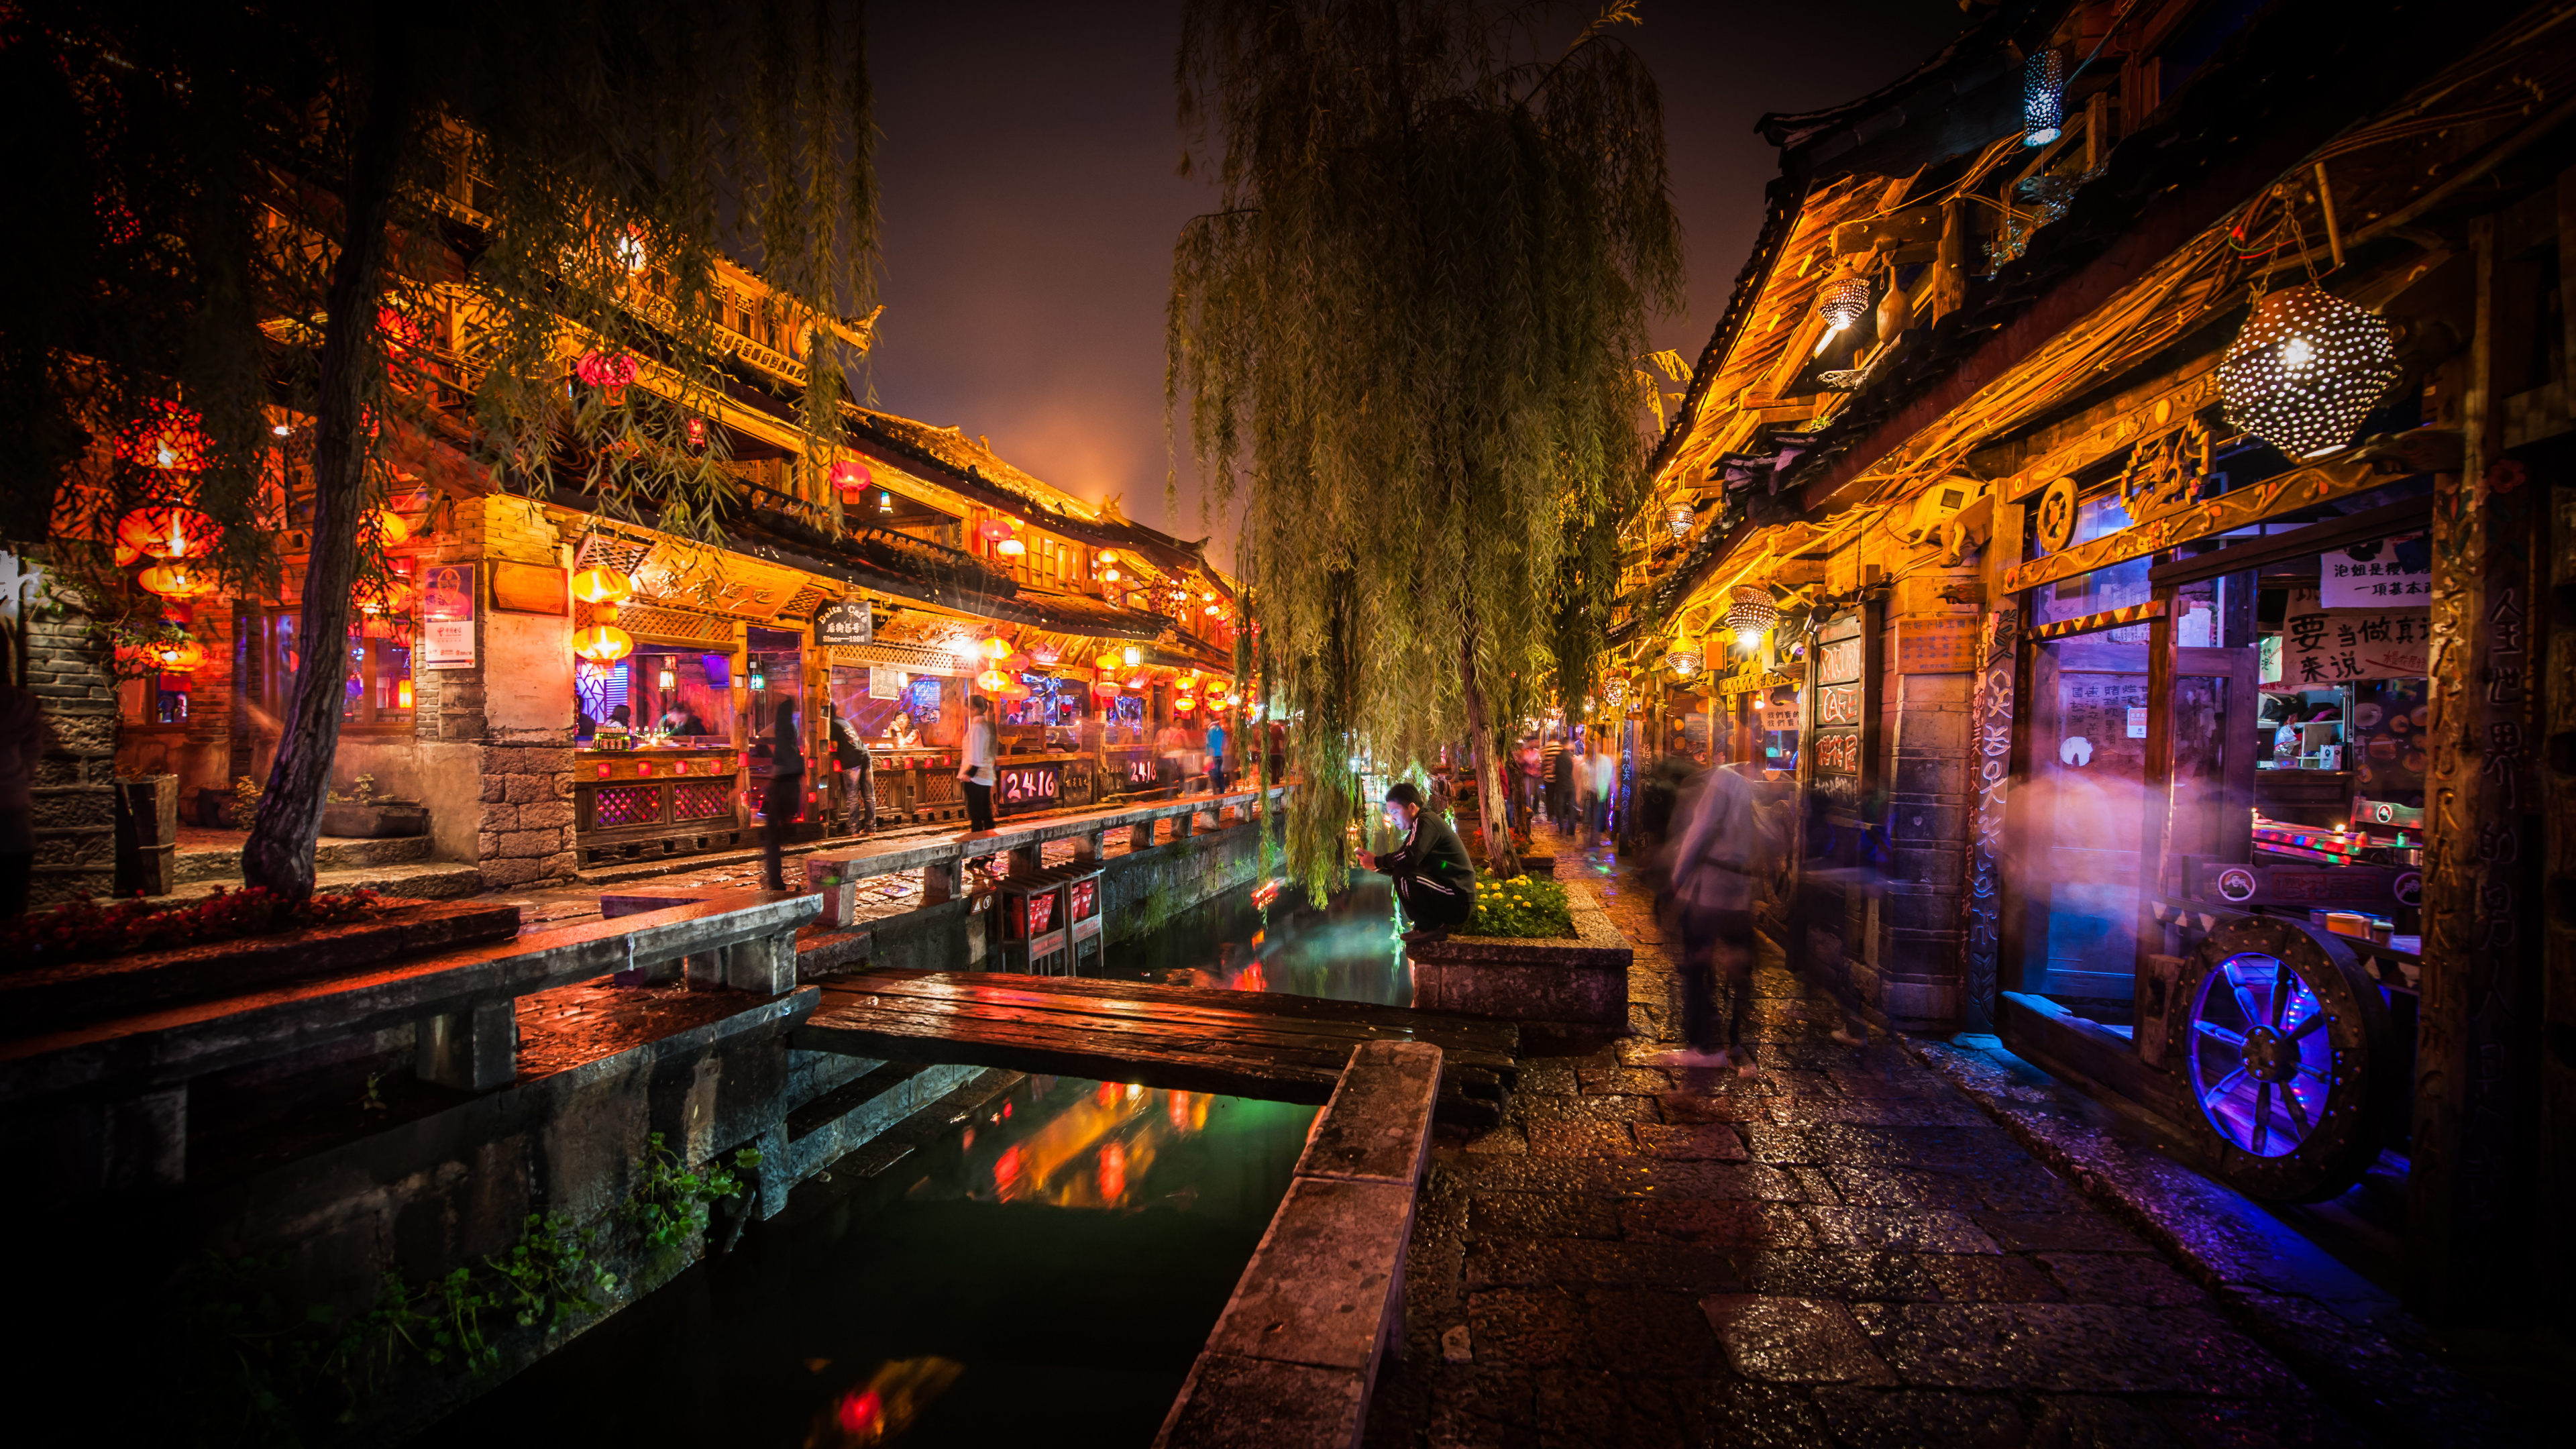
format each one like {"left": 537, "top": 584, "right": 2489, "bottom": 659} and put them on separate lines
{"left": 865, "top": 1, "right": 1968, "bottom": 557}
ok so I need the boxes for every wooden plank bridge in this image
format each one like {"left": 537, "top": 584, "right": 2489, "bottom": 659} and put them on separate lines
{"left": 794, "top": 969, "right": 1519, "bottom": 1126}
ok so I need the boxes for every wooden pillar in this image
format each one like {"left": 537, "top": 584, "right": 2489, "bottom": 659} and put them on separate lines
{"left": 1129, "top": 819, "right": 1157, "bottom": 851}
{"left": 1072, "top": 829, "right": 1107, "bottom": 865}
{"left": 921, "top": 856, "right": 963, "bottom": 906}
{"left": 2410, "top": 214, "right": 2550, "bottom": 1325}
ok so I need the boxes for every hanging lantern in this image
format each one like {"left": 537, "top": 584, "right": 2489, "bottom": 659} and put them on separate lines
{"left": 977, "top": 667, "right": 1010, "bottom": 692}
{"left": 747, "top": 658, "right": 768, "bottom": 691}
{"left": 1665, "top": 647, "right": 1705, "bottom": 680}
{"left": 1123, "top": 645, "right": 1144, "bottom": 668}
{"left": 2220, "top": 286, "right": 2402, "bottom": 460}
{"left": 1664, "top": 504, "right": 1694, "bottom": 539}
{"left": 114, "top": 506, "right": 221, "bottom": 566}
{"left": 686, "top": 417, "right": 708, "bottom": 448}
{"left": 977, "top": 517, "right": 1013, "bottom": 543}
{"left": 877, "top": 488, "right": 894, "bottom": 514}
{"left": 570, "top": 566, "right": 635, "bottom": 606}
{"left": 1095, "top": 652, "right": 1123, "bottom": 672}
{"left": 995, "top": 523, "right": 1026, "bottom": 557}
{"left": 397, "top": 679, "right": 416, "bottom": 710}
{"left": 980, "top": 635, "right": 1012, "bottom": 660}
{"left": 2023, "top": 49, "right": 2065, "bottom": 146}
{"left": 612, "top": 228, "right": 649, "bottom": 274}
{"left": 573, "top": 624, "right": 634, "bottom": 663}
{"left": 1602, "top": 676, "right": 1630, "bottom": 706}
{"left": 148, "top": 635, "right": 206, "bottom": 673}
{"left": 1173, "top": 693, "right": 1197, "bottom": 713}
{"left": 1725, "top": 586, "right": 1780, "bottom": 645}
{"left": 575, "top": 350, "right": 641, "bottom": 405}
{"left": 830, "top": 459, "right": 872, "bottom": 496}
{"left": 1816, "top": 272, "right": 1872, "bottom": 333}
{"left": 354, "top": 577, "right": 415, "bottom": 616}
{"left": 657, "top": 660, "right": 676, "bottom": 691}
{"left": 116, "top": 400, "right": 212, "bottom": 472}
{"left": 1102, "top": 567, "right": 1121, "bottom": 583}
{"left": 136, "top": 562, "right": 217, "bottom": 600}
{"left": 1202, "top": 603, "right": 1221, "bottom": 616}
{"left": 363, "top": 508, "right": 411, "bottom": 547}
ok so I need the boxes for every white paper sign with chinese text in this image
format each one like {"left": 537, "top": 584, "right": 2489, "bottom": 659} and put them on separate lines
{"left": 2321, "top": 540, "right": 2432, "bottom": 609}
{"left": 2280, "top": 589, "right": 2429, "bottom": 686}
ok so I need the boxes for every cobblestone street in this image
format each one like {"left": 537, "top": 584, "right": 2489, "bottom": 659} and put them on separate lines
{"left": 1363, "top": 841, "right": 2375, "bottom": 1448}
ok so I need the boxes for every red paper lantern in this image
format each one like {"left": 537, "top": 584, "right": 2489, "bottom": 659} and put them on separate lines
{"left": 830, "top": 459, "right": 872, "bottom": 496}
{"left": 116, "top": 400, "right": 212, "bottom": 472}
{"left": 575, "top": 350, "right": 641, "bottom": 404}
{"left": 136, "top": 563, "right": 217, "bottom": 600}
{"left": 113, "top": 506, "right": 221, "bottom": 566}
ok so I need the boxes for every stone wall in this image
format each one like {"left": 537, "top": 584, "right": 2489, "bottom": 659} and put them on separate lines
{"left": 19, "top": 583, "right": 119, "bottom": 905}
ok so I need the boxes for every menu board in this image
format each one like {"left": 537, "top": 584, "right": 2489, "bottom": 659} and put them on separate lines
{"left": 1808, "top": 608, "right": 1873, "bottom": 800}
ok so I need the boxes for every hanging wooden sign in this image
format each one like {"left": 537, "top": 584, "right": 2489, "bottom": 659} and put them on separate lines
{"left": 814, "top": 599, "right": 875, "bottom": 647}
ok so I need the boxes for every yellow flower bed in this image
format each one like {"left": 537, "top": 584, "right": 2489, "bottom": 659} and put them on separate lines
{"left": 1465, "top": 875, "right": 1574, "bottom": 938}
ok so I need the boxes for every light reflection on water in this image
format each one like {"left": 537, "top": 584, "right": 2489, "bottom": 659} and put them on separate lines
{"left": 425, "top": 872, "right": 1396, "bottom": 1449}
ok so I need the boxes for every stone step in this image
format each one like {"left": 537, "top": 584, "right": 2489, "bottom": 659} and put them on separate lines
{"left": 154, "top": 859, "right": 486, "bottom": 904}
{"left": 174, "top": 833, "right": 433, "bottom": 885}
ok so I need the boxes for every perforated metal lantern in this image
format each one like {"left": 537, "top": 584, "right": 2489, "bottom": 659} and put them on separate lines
{"left": 1664, "top": 648, "right": 1704, "bottom": 680}
{"left": 2023, "top": 49, "right": 2064, "bottom": 146}
{"left": 2220, "top": 286, "right": 2401, "bottom": 460}
{"left": 1601, "top": 676, "right": 1629, "bottom": 706}
{"left": 1816, "top": 274, "right": 1872, "bottom": 333}
{"left": 1664, "top": 504, "right": 1694, "bottom": 539}
{"left": 1725, "top": 586, "right": 1779, "bottom": 645}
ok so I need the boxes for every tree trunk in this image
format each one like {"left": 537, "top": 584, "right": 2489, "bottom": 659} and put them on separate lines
{"left": 1459, "top": 621, "right": 1519, "bottom": 880}
{"left": 241, "top": 29, "right": 415, "bottom": 901}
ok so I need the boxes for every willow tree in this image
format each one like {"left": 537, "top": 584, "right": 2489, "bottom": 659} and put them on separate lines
{"left": 3, "top": 1, "right": 877, "bottom": 898}
{"left": 1168, "top": 0, "right": 1682, "bottom": 894}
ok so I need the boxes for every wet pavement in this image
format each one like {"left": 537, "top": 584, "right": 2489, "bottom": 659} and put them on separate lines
{"left": 1362, "top": 833, "right": 2400, "bottom": 1448}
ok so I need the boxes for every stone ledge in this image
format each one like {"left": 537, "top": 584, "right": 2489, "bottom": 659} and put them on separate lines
{"left": 1405, "top": 879, "right": 1631, "bottom": 1028}
{"left": 1157, "top": 1040, "right": 1438, "bottom": 1449}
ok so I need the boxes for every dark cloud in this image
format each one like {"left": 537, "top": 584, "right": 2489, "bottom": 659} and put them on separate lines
{"left": 867, "top": 1, "right": 1968, "bottom": 564}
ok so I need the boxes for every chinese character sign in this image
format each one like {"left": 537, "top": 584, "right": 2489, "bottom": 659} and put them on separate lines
{"left": 2279, "top": 589, "right": 2429, "bottom": 684}
{"left": 2320, "top": 537, "right": 2432, "bottom": 608}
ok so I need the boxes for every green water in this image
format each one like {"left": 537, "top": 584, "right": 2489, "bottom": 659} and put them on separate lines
{"left": 423, "top": 875, "right": 1401, "bottom": 1447}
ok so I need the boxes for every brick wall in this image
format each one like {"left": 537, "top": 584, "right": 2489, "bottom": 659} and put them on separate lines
{"left": 23, "top": 598, "right": 119, "bottom": 905}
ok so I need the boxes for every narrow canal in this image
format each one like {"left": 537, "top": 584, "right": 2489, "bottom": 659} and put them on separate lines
{"left": 425, "top": 875, "right": 1403, "bottom": 1448}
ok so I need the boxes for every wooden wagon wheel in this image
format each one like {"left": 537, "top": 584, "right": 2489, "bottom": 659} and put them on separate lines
{"left": 2176, "top": 916, "right": 2400, "bottom": 1201}
{"left": 2034, "top": 475, "right": 2080, "bottom": 553}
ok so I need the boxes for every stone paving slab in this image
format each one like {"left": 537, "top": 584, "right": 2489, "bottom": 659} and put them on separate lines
{"left": 1354, "top": 833, "right": 2503, "bottom": 1448}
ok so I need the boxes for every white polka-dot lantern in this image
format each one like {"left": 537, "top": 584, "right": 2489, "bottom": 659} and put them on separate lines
{"left": 1816, "top": 274, "right": 1872, "bottom": 333}
{"left": 1725, "top": 586, "right": 1779, "bottom": 645}
{"left": 1665, "top": 647, "right": 1705, "bottom": 680}
{"left": 2220, "top": 286, "right": 2401, "bottom": 460}
{"left": 2023, "top": 50, "right": 2064, "bottom": 146}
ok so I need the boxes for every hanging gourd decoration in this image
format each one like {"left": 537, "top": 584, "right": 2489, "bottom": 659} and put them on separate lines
{"left": 1664, "top": 504, "right": 1695, "bottom": 539}
{"left": 573, "top": 623, "right": 633, "bottom": 664}
{"left": 2219, "top": 286, "right": 2402, "bottom": 460}
{"left": 1726, "top": 586, "right": 1780, "bottom": 645}
{"left": 1816, "top": 272, "right": 1872, "bottom": 334}
{"left": 362, "top": 507, "right": 411, "bottom": 547}
{"left": 116, "top": 400, "right": 212, "bottom": 472}
{"left": 575, "top": 350, "right": 641, "bottom": 405}
{"left": 354, "top": 577, "right": 415, "bottom": 616}
{"left": 114, "top": 506, "right": 222, "bottom": 566}
{"left": 2023, "top": 49, "right": 2064, "bottom": 146}
{"left": 570, "top": 566, "right": 635, "bottom": 607}
{"left": 829, "top": 459, "right": 872, "bottom": 497}
{"left": 136, "top": 562, "right": 217, "bottom": 600}
{"left": 1665, "top": 647, "right": 1705, "bottom": 680}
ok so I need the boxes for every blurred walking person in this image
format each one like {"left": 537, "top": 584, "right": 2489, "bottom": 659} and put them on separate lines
{"left": 759, "top": 697, "right": 804, "bottom": 891}
{"left": 827, "top": 700, "right": 875, "bottom": 837}
{"left": 959, "top": 696, "right": 998, "bottom": 831}
{"left": 1656, "top": 758, "right": 1766, "bottom": 1076}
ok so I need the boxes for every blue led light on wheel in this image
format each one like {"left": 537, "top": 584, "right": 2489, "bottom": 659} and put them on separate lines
{"left": 2185, "top": 951, "right": 2337, "bottom": 1159}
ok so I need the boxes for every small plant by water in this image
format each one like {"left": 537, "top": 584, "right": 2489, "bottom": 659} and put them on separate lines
{"left": 1467, "top": 876, "right": 1573, "bottom": 938}
{"left": 627, "top": 1132, "right": 763, "bottom": 1248}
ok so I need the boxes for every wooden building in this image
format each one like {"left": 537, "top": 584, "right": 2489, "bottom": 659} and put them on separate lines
{"left": 1609, "top": 0, "right": 2575, "bottom": 1328}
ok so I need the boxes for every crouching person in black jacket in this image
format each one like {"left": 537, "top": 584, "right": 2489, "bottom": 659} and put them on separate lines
{"left": 1356, "top": 781, "right": 1477, "bottom": 942}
